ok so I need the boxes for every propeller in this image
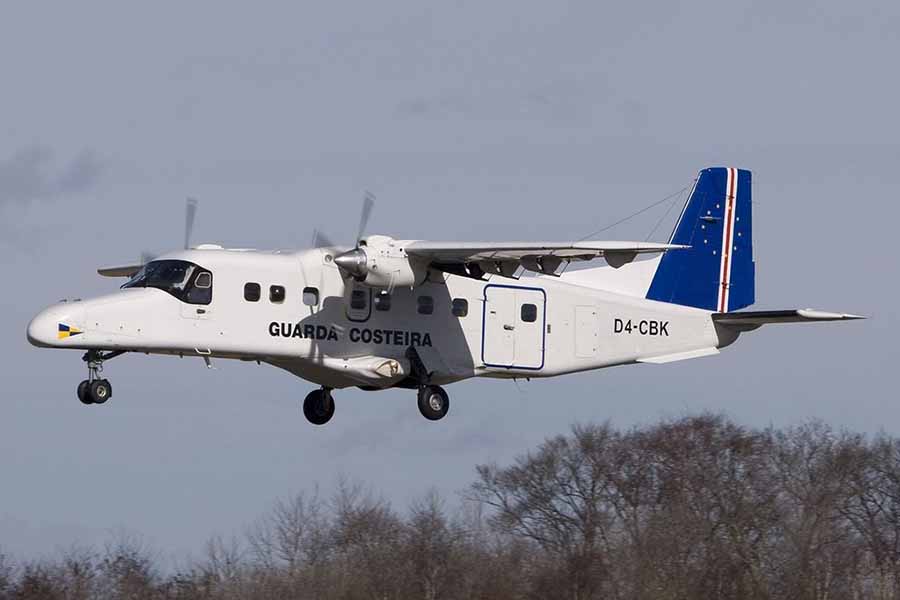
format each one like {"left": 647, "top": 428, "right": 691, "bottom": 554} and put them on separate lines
{"left": 356, "top": 191, "right": 375, "bottom": 246}
{"left": 184, "top": 197, "right": 198, "bottom": 250}
{"left": 138, "top": 198, "right": 199, "bottom": 266}
{"left": 311, "top": 228, "right": 336, "bottom": 249}
{"left": 332, "top": 192, "right": 376, "bottom": 280}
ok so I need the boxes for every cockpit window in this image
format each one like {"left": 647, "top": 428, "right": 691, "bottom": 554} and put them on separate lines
{"left": 123, "top": 260, "right": 213, "bottom": 305}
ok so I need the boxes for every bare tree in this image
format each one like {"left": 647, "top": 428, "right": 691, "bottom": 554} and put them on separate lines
{"left": 472, "top": 422, "right": 620, "bottom": 600}
{"left": 843, "top": 434, "right": 900, "bottom": 599}
{"left": 403, "top": 489, "right": 466, "bottom": 600}
{"left": 8, "top": 415, "right": 900, "bottom": 600}
{"left": 768, "top": 421, "right": 868, "bottom": 600}
{"left": 330, "top": 478, "right": 408, "bottom": 599}
{"left": 96, "top": 530, "right": 160, "bottom": 600}
{"left": 0, "top": 549, "right": 15, "bottom": 600}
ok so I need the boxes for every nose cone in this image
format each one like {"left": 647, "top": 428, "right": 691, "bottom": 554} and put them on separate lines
{"left": 27, "top": 303, "right": 85, "bottom": 348}
{"left": 333, "top": 248, "right": 368, "bottom": 279}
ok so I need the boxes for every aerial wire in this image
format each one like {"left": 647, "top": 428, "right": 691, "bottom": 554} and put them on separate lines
{"left": 576, "top": 184, "right": 690, "bottom": 242}
{"left": 644, "top": 187, "right": 688, "bottom": 241}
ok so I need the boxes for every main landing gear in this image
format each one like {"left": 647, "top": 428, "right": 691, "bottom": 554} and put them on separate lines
{"left": 303, "top": 387, "right": 335, "bottom": 425}
{"left": 407, "top": 347, "right": 449, "bottom": 421}
{"left": 417, "top": 385, "right": 449, "bottom": 421}
{"left": 77, "top": 350, "right": 125, "bottom": 406}
{"left": 301, "top": 384, "right": 451, "bottom": 425}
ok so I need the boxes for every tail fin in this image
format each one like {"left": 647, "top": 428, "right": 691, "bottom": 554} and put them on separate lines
{"left": 646, "top": 167, "right": 754, "bottom": 312}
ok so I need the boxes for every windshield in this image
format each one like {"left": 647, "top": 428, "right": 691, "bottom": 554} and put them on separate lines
{"left": 123, "top": 260, "right": 212, "bottom": 305}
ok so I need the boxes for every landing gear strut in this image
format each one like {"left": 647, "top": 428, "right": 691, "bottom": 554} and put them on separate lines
{"left": 417, "top": 385, "right": 449, "bottom": 421}
{"left": 405, "top": 346, "right": 449, "bottom": 421}
{"left": 303, "top": 388, "right": 335, "bottom": 425}
{"left": 77, "top": 350, "right": 124, "bottom": 405}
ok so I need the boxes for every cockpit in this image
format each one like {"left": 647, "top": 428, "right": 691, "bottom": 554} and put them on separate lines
{"left": 122, "top": 260, "right": 213, "bottom": 305}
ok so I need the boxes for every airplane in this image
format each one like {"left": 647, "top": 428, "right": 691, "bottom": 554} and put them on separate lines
{"left": 27, "top": 167, "right": 862, "bottom": 425}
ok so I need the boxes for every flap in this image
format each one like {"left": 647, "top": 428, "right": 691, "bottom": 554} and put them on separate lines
{"left": 405, "top": 240, "right": 686, "bottom": 274}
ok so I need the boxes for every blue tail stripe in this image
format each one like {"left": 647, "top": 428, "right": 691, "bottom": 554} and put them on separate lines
{"left": 646, "top": 167, "right": 754, "bottom": 312}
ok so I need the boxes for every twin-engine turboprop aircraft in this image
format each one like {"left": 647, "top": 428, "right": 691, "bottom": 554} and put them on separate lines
{"left": 27, "top": 168, "right": 862, "bottom": 424}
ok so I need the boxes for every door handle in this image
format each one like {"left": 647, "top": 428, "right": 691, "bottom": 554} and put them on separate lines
{"left": 503, "top": 324, "right": 515, "bottom": 331}
{"left": 196, "top": 308, "right": 206, "bottom": 315}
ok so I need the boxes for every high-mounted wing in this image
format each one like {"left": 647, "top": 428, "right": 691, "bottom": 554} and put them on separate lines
{"left": 98, "top": 264, "right": 143, "bottom": 278}
{"left": 405, "top": 240, "right": 685, "bottom": 275}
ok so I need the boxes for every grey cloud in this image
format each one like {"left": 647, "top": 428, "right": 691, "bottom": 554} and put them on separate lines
{"left": 0, "top": 146, "right": 102, "bottom": 206}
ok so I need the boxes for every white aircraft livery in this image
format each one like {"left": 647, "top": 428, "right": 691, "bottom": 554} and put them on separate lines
{"left": 27, "top": 167, "right": 862, "bottom": 424}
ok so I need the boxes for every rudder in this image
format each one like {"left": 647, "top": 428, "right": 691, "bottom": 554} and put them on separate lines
{"left": 646, "top": 167, "right": 754, "bottom": 312}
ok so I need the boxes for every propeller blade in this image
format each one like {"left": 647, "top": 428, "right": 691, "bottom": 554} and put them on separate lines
{"left": 312, "top": 228, "right": 336, "bottom": 248}
{"left": 355, "top": 192, "right": 375, "bottom": 246}
{"left": 184, "top": 197, "right": 198, "bottom": 249}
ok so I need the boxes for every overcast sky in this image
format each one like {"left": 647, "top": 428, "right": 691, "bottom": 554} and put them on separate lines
{"left": 1, "top": 0, "right": 896, "bottom": 560}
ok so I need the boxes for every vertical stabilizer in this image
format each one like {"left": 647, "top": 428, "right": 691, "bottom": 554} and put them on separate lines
{"left": 646, "top": 167, "right": 754, "bottom": 312}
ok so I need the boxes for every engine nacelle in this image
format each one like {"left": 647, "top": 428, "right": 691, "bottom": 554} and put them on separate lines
{"left": 333, "top": 235, "right": 427, "bottom": 289}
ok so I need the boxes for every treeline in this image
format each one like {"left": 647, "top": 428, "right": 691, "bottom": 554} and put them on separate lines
{"left": 3, "top": 414, "right": 900, "bottom": 600}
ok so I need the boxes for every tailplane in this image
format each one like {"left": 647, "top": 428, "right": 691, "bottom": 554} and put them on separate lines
{"left": 646, "top": 167, "right": 753, "bottom": 312}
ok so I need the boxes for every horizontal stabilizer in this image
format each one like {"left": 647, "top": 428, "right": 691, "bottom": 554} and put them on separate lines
{"left": 98, "top": 264, "right": 143, "bottom": 278}
{"left": 713, "top": 309, "right": 865, "bottom": 331}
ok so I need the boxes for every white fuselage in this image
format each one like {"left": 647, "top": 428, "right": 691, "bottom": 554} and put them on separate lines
{"left": 27, "top": 247, "right": 732, "bottom": 390}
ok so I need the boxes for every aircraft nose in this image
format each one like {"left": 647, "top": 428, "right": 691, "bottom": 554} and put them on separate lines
{"left": 27, "top": 310, "right": 56, "bottom": 348}
{"left": 27, "top": 303, "right": 85, "bottom": 348}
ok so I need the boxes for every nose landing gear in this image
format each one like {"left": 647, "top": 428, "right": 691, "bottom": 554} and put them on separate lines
{"left": 77, "top": 350, "right": 124, "bottom": 405}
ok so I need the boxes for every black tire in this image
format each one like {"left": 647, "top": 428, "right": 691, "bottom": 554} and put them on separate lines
{"left": 89, "top": 379, "right": 112, "bottom": 404}
{"left": 77, "top": 380, "right": 93, "bottom": 405}
{"left": 417, "top": 385, "right": 449, "bottom": 421}
{"left": 303, "top": 389, "right": 334, "bottom": 425}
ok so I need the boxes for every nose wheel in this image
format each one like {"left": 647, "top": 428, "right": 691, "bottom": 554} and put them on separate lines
{"left": 76, "top": 350, "right": 124, "bottom": 405}
{"left": 78, "top": 378, "right": 112, "bottom": 405}
{"left": 303, "top": 388, "right": 335, "bottom": 425}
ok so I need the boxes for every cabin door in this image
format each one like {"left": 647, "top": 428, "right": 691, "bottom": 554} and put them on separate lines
{"left": 482, "top": 285, "right": 545, "bottom": 370}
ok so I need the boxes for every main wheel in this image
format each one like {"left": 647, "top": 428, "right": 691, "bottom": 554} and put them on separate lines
{"left": 89, "top": 379, "right": 112, "bottom": 404}
{"left": 417, "top": 385, "right": 449, "bottom": 421}
{"left": 77, "top": 380, "right": 93, "bottom": 405}
{"left": 303, "top": 389, "right": 334, "bottom": 425}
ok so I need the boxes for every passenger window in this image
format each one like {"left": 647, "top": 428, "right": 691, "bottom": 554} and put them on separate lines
{"left": 375, "top": 291, "right": 391, "bottom": 311}
{"left": 521, "top": 303, "right": 538, "bottom": 323}
{"left": 244, "top": 282, "right": 261, "bottom": 302}
{"left": 302, "top": 287, "right": 319, "bottom": 306}
{"left": 270, "top": 285, "right": 286, "bottom": 303}
{"left": 417, "top": 295, "right": 434, "bottom": 315}
{"left": 451, "top": 298, "right": 468, "bottom": 317}
{"left": 351, "top": 290, "right": 368, "bottom": 310}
